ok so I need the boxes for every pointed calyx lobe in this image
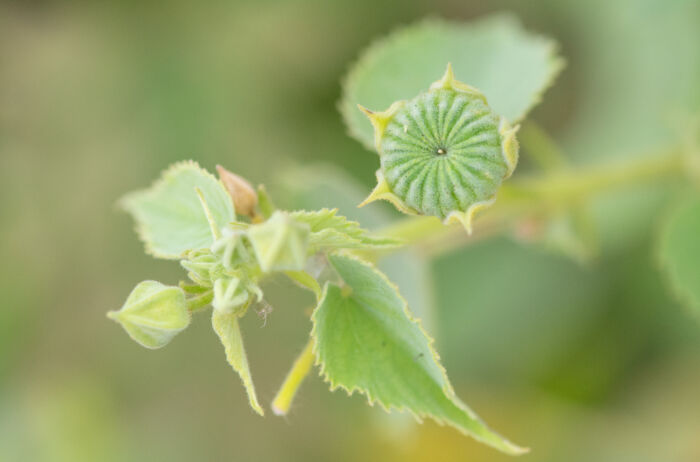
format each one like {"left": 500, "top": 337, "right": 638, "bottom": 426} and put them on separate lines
{"left": 359, "top": 64, "right": 519, "bottom": 233}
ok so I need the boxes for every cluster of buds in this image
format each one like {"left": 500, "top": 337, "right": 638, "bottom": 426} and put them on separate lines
{"left": 109, "top": 165, "right": 314, "bottom": 346}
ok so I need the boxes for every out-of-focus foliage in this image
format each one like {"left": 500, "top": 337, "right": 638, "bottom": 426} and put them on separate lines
{"left": 1, "top": 0, "right": 699, "bottom": 461}
{"left": 659, "top": 197, "right": 700, "bottom": 316}
{"left": 341, "top": 15, "right": 563, "bottom": 149}
{"left": 554, "top": 0, "right": 700, "bottom": 253}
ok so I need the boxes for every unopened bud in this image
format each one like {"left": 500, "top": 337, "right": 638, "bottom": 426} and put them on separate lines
{"left": 247, "top": 211, "right": 309, "bottom": 272}
{"left": 213, "top": 277, "right": 252, "bottom": 315}
{"left": 216, "top": 165, "right": 258, "bottom": 217}
{"left": 107, "top": 281, "right": 190, "bottom": 349}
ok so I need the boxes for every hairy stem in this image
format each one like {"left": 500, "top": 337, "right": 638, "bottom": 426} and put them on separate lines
{"left": 186, "top": 290, "right": 214, "bottom": 312}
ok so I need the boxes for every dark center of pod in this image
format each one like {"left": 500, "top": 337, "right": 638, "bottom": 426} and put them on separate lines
{"left": 436, "top": 148, "right": 447, "bottom": 155}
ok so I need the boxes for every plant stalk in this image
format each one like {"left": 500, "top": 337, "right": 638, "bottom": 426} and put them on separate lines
{"left": 376, "top": 148, "right": 685, "bottom": 254}
{"left": 271, "top": 338, "right": 315, "bottom": 416}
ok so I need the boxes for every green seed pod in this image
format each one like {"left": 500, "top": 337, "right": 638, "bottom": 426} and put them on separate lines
{"left": 359, "top": 64, "right": 519, "bottom": 233}
{"left": 107, "top": 281, "right": 190, "bottom": 349}
{"left": 247, "top": 211, "right": 310, "bottom": 272}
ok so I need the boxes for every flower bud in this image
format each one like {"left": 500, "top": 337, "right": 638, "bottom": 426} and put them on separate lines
{"left": 247, "top": 211, "right": 309, "bottom": 272}
{"left": 107, "top": 281, "right": 190, "bottom": 349}
{"left": 180, "top": 250, "right": 220, "bottom": 287}
{"left": 212, "top": 277, "right": 252, "bottom": 315}
{"left": 216, "top": 165, "right": 258, "bottom": 217}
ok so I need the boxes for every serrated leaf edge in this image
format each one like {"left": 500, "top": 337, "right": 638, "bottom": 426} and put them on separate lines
{"left": 339, "top": 14, "right": 565, "bottom": 151}
{"left": 291, "top": 207, "right": 403, "bottom": 248}
{"left": 212, "top": 311, "right": 265, "bottom": 416}
{"left": 119, "top": 160, "right": 234, "bottom": 260}
{"left": 310, "top": 252, "right": 527, "bottom": 455}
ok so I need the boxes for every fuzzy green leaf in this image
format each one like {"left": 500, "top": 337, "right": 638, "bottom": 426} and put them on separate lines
{"left": 312, "top": 254, "right": 527, "bottom": 455}
{"left": 212, "top": 310, "right": 264, "bottom": 415}
{"left": 108, "top": 281, "right": 190, "bottom": 349}
{"left": 121, "top": 161, "right": 235, "bottom": 259}
{"left": 291, "top": 209, "right": 401, "bottom": 252}
{"left": 658, "top": 197, "right": 700, "bottom": 315}
{"left": 341, "top": 15, "right": 564, "bottom": 149}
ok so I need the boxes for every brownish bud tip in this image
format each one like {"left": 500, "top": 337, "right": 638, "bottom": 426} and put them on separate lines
{"left": 216, "top": 165, "right": 258, "bottom": 217}
{"left": 357, "top": 104, "right": 374, "bottom": 116}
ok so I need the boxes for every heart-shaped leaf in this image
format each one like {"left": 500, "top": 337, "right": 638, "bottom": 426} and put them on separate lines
{"left": 312, "top": 254, "right": 527, "bottom": 455}
{"left": 340, "top": 14, "right": 564, "bottom": 150}
{"left": 121, "top": 161, "right": 235, "bottom": 259}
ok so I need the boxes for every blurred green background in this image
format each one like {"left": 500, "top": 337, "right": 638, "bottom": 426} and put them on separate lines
{"left": 1, "top": 0, "right": 699, "bottom": 461}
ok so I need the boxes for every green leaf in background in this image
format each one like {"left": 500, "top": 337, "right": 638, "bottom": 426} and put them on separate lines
{"left": 107, "top": 281, "right": 190, "bottom": 349}
{"left": 284, "top": 271, "right": 323, "bottom": 301}
{"left": 212, "top": 310, "right": 264, "bottom": 416}
{"left": 311, "top": 254, "right": 527, "bottom": 455}
{"left": 291, "top": 208, "right": 401, "bottom": 252}
{"left": 658, "top": 196, "right": 700, "bottom": 315}
{"left": 120, "top": 161, "right": 235, "bottom": 259}
{"left": 340, "top": 14, "right": 564, "bottom": 150}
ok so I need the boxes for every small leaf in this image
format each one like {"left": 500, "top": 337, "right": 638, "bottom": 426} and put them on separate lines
{"left": 291, "top": 209, "right": 401, "bottom": 252}
{"left": 108, "top": 281, "right": 190, "bottom": 349}
{"left": 658, "top": 196, "right": 700, "bottom": 315}
{"left": 212, "top": 310, "right": 264, "bottom": 416}
{"left": 121, "top": 161, "right": 235, "bottom": 259}
{"left": 312, "top": 254, "right": 527, "bottom": 455}
{"left": 275, "top": 164, "right": 390, "bottom": 228}
{"left": 341, "top": 15, "right": 564, "bottom": 150}
{"left": 248, "top": 211, "right": 310, "bottom": 272}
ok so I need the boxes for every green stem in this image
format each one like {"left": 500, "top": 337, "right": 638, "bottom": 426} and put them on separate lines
{"left": 186, "top": 290, "right": 214, "bottom": 312}
{"left": 180, "top": 282, "right": 209, "bottom": 294}
{"left": 511, "top": 148, "right": 683, "bottom": 202}
{"left": 377, "top": 148, "right": 685, "bottom": 253}
{"left": 271, "top": 338, "right": 316, "bottom": 416}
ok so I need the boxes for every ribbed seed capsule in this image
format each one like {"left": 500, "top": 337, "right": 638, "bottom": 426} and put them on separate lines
{"left": 359, "top": 64, "right": 519, "bottom": 233}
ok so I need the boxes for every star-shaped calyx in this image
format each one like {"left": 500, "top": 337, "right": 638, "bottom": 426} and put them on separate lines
{"left": 358, "top": 63, "right": 519, "bottom": 234}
